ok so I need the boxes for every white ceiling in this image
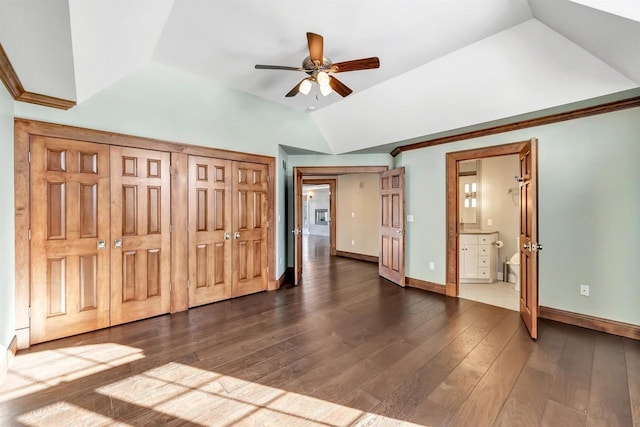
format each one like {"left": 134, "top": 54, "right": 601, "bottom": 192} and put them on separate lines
{"left": 0, "top": 0, "right": 639, "bottom": 154}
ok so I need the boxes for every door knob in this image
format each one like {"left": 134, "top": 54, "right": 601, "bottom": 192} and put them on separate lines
{"left": 532, "top": 243, "right": 543, "bottom": 252}
{"left": 523, "top": 243, "right": 531, "bottom": 250}
{"left": 234, "top": 232, "right": 240, "bottom": 240}
{"left": 224, "top": 232, "right": 230, "bottom": 240}
{"left": 97, "top": 240, "right": 106, "bottom": 250}
{"left": 396, "top": 229, "right": 403, "bottom": 234}
{"left": 114, "top": 238, "right": 123, "bottom": 248}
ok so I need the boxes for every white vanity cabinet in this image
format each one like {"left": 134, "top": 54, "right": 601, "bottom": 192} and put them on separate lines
{"left": 459, "top": 231, "right": 498, "bottom": 283}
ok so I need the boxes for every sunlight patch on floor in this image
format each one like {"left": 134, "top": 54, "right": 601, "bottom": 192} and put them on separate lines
{"left": 0, "top": 343, "right": 144, "bottom": 403}
{"left": 16, "top": 401, "right": 130, "bottom": 426}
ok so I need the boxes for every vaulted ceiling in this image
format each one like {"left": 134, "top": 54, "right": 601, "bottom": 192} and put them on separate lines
{"left": 0, "top": 0, "right": 638, "bottom": 154}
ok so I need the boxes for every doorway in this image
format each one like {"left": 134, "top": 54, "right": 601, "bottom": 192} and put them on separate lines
{"left": 292, "top": 166, "right": 392, "bottom": 285}
{"left": 456, "top": 155, "right": 520, "bottom": 311}
{"left": 446, "top": 139, "right": 540, "bottom": 339}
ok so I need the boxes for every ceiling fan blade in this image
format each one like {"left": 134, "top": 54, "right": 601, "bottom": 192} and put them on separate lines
{"left": 285, "top": 79, "right": 307, "bottom": 97}
{"left": 329, "top": 76, "right": 353, "bottom": 97}
{"left": 331, "top": 57, "right": 380, "bottom": 73}
{"left": 255, "top": 64, "right": 305, "bottom": 71}
{"left": 307, "top": 32, "right": 324, "bottom": 65}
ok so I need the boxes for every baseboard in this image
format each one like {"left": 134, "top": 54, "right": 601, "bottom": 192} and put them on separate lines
{"left": 1, "top": 336, "right": 17, "bottom": 381}
{"left": 539, "top": 306, "right": 640, "bottom": 340}
{"left": 405, "top": 277, "right": 446, "bottom": 295}
{"left": 336, "top": 250, "right": 378, "bottom": 263}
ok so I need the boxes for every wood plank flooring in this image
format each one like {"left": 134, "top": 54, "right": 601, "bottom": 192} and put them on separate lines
{"left": 1, "top": 235, "right": 638, "bottom": 426}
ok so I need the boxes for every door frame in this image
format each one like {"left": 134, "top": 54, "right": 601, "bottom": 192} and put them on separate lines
{"left": 445, "top": 140, "right": 529, "bottom": 297}
{"left": 302, "top": 178, "right": 337, "bottom": 256}
{"left": 14, "top": 119, "right": 276, "bottom": 349}
{"left": 293, "top": 166, "right": 388, "bottom": 285}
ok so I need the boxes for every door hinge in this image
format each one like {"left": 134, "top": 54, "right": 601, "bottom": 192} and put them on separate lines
{"left": 169, "top": 224, "right": 173, "bottom": 233}
{"left": 28, "top": 229, "right": 31, "bottom": 240}
{"left": 28, "top": 151, "right": 31, "bottom": 163}
{"left": 27, "top": 307, "right": 31, "bottom": 318}
{"left": 267, "top": 267, "right": 269, "bottom": 274}
{"left": 187, "top": 280, "right": 190, "bottom": 289}
{"left": 169, "top": 282, "right": 173, "bottom": 292}
{"left": 267, "top": 173, "right": 270, "bottom": 183}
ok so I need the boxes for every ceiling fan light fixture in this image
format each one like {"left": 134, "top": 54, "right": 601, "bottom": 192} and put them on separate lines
{"left": 316, "top": 71, "right": 330, "bottom": 86}
{"left": 299, "top": 79, "right": 312, "bottom": 95}
{"left": 320, "top": 83, "right": 333, "bottom": 96}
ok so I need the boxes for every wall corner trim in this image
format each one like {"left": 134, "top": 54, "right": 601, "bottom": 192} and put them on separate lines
{"left": 405, "top": 277, "right": 446, "bottom": 295}
{"left": 0, "top": 43, "right": 75, "bottom": 110}
{"left": 539, "top": 306, "right": 640, "bottom": 340}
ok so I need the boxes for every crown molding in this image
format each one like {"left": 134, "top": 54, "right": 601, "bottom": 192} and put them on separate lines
{"left": 390, "top": 95, "right": 640, "bottom": 157}
{"left": 0, "top": 43, "right": 75, "bottom": 110}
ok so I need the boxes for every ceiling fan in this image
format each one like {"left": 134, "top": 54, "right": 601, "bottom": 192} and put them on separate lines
{"left": 255, "top": 32, "right": 380, "bottom": 98}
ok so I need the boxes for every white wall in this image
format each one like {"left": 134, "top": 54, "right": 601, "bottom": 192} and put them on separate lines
{"left": 336, "top": 174, "right": 380, "bottom": 257}
{"left": 396, "top": 107, "right": 640, "bottom": 325}
{"left": 0, "top": 84, "right": 15, "bottom": 354}
{"left": 479, "top": 155, "right": 520, "bottom": 270}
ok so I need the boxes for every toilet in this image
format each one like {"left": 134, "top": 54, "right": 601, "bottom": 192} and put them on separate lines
{"left": 507, "top": 252, "right": 520, "bottom": 291}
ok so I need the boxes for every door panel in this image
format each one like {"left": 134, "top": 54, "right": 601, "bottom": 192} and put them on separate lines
{"left": 294, "top": 170, "right": 303, "bottom": 284}
{"left": 232, "top": 162, "right": 268, "bottom": 297}
{"left": 519, "top": 138, "right": 539, "bottom": 339}
{"left": 110, "top": 146, "right": 171, "bottom": 325}
{"left": 188, "top": 156, "right": 232, "bottom": 307}
{"left": 30, "top": 136, "right": 110, "bottom": 344}
{"left": 379, "top": 168, "right": 405, "bottom": 286}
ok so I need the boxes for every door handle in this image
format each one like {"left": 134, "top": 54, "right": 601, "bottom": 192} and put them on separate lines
{"left": 97, "top": 240, "right": 106, "bottom": 250}
{"left": 114, "top": 238, "right": 123, "bottom": 248}
{"left": 224, "top": 232, "right": 231, "bottom": 240}
{"left": 396, "top": 229, "right": 403, "bottom": 234}
{"left": 234, "top": 232, "right": 240, "bottom": 240}
{"left": 532, "top": 243, "right": 543, "bottom": 252}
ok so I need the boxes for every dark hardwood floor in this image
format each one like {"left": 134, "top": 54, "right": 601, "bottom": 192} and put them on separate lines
{"left": 1, "top": 234, "right": 638, "bottom": 426}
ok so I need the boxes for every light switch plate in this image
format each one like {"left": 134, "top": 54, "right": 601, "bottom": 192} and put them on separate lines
{"left": 407, "top": 215, "right": 414, "bottom": 222}
{"left": 487, "top": 219, "right": 493, "bottom": 226}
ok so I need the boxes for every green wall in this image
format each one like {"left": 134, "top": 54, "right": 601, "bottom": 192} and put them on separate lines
{"left": 0, "top": 83, "right": 15, "bottom": 351}
{"left": 396, "top": 107, "right": 640, "bottom": 325}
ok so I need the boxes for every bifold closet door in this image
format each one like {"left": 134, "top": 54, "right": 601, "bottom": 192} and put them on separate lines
{"left": 232, "top": 162, "right": 268, "bottom": 297}
{"left": 110, "top": 146, "right": 171, "bottom": 325}
{"left": 188, "top": 156, "right": 233, "bottom": 307}
{"left": 30, "top": 136, "right": 111, "bottom": 344}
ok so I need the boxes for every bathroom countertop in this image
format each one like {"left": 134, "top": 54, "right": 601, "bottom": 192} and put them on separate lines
{"left": 459, "top": 229, "right": 498, "bottom": 234}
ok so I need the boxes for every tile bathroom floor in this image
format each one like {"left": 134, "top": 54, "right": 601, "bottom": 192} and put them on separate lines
{"left": 459, "top": 281, "right": 519, "bottom": 311}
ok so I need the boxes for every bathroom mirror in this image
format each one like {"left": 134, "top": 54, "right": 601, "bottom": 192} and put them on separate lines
{"left": 459, "top": 160, "right": 479, "bottom": 226}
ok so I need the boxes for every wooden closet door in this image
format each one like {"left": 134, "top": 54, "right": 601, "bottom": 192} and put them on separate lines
{"left": 188, "top": 156, "right": 232, "bottom": 307}
{"left": 30, "top": 136, "right": 111, "bottom": 344}
{"left": 110, "top": 147, "right": 171, "bottom": 325}
{"left": 379, "top": 168, "right": 405, "bottom": 286}
{"left": 232, "top": 162, "right": 268, "bottom": 297}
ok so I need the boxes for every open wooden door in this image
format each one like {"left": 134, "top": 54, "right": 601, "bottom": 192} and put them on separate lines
{"left": 110, "top": 146, "right": 172, "bottom": 325}
{"left": 519, "top": 138, "right": 540, "bottom": 339}
{"left": 293, "top": 169, "right": 303, "bottom": 284}
{"left": 29, "top": 136, "right": 111, "bottom": 344}
{"left": 188, "top": 156, "right": 233, "bottom": 306}
{"left": 379, "top": 168, "right": 405, "bottom": 286}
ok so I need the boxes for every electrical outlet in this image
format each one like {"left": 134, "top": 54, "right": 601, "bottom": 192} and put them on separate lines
{"left": 351, "top": 240, "right": 355, "bottom": 246}
{"left": 429, "top": 262, "right": 435, "bottom": 271}
{"left": 580, "top": 284, "right": 590, "bottom": 296}
{"left": 487, "top": 219, "right": 493, "bottom": 226}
